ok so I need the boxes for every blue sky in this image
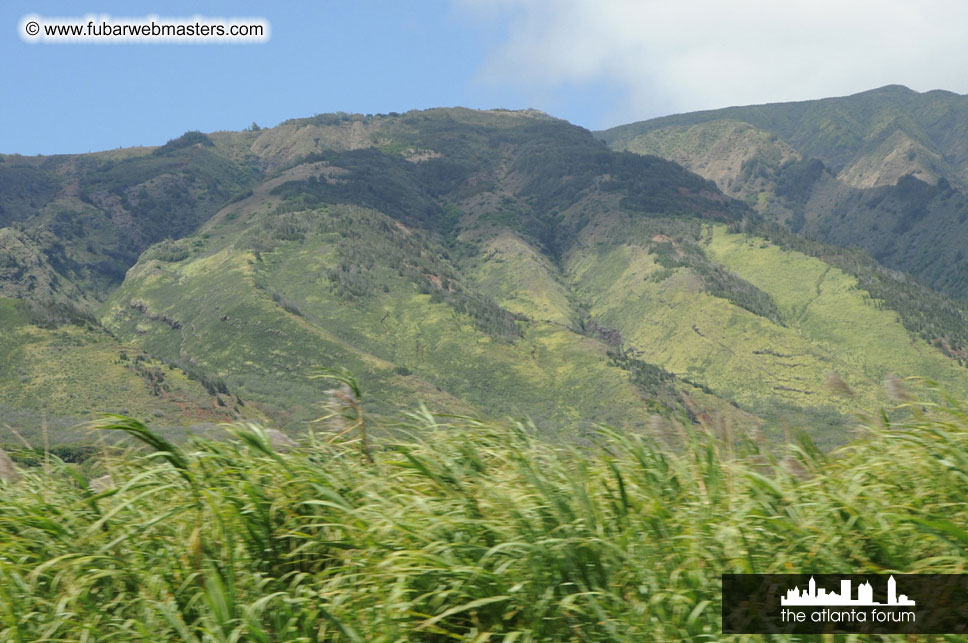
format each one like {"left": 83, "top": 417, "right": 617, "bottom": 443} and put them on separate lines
{"left": 4, "top": 0, "right": 968, "bottom": 155}
{"left": 1, "top": 1, "right": 623, "bottom": 154}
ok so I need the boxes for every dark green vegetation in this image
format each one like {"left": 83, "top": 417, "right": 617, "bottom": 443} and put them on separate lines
{"left": 601, "top": 85, "right": 968, "bottom": 301}
{"left": 2, "top": 385, "right": 967, "bottom": 640}
{"left": 0, "top": 132, "right": 257, "bottom": 308}
{"left": 2, "top": 104, "right": 968, "bottom": 446}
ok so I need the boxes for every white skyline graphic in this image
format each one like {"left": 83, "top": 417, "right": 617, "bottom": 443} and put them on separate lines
{"left": 781, "top": 576, "right": 915, "bottom": 607}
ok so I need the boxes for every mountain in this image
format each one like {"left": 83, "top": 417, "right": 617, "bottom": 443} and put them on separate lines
{"left": 602, "top": 85, "right": 968, "bottom": 188}
{"left": 600, "top": 85, "right": 968, "bottom": 299}
{"left": 98, "top": 109, "right": 751, "bottom": 439}
{"left": 3, "top": 107, "right": 968, "bottom": 447}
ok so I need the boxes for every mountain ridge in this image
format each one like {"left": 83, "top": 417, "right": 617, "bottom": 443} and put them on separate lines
{"left": 600, "top": 85, "right": 968, "bottom": 301}
{"left": 601, "top": 85, "right": 968, "bottom": 185}
{"left": 1, "top": 105, "right": 967, "bottom": 446}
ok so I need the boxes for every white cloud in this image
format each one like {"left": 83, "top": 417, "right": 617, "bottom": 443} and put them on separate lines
{"left": 455, "top": 0, "right": 968, "bottom": 126}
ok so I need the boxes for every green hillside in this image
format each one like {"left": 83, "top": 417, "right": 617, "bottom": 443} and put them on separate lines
{"left": 99, "top": 201, "right": 722, "bottom": 436}
{"left": 2, "top": 106, "right": 968, "bottom": 445}
{"left": 606, "top": 119, "right": 801, "bottom": 212}
{"left": 0, "top": 297, "right": 261, "bottom": 446}
{"left": 601, "top": 86, "right": 968, "bottom": 300}
{"left": 0, "top": 133, "right": 258, "bottom": 310}
{"left": 102, "top": 204, "right": 968, "bottom": 446}
{"left": 601, "top": 85, "right": 968, "bottom": 186}
{"left": 563, "top": 222, "right": 968, "bottom": 444}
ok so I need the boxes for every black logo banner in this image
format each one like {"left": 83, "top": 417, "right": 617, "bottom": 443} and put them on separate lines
{"left": 722, "top": 574, "right": 968, "bottom": 634}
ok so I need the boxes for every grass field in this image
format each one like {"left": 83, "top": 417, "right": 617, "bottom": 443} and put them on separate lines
{"left": 1, "top": 379, "right": 966, "bottom": 641}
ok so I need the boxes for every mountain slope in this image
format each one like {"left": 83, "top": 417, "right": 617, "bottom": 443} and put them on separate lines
{"left": 100, "top": 110, "right": 968, "bottom": 445}
{"left": 0, "top": 296, "right": 261, "bottom": 445}
{"left": 0, "top": 133, "right": 259, "bottom": 310}
{"left": 3, "top": 107, "right": 968, "bottom": 445}
{"left": 603, "top": 85, "right": 968, "bottom": 187}
{"left": 601, "top": 86, "right": 968, "bottom": 300}
{"left": 99, "top": 110, "right": 748, "bottom": 436}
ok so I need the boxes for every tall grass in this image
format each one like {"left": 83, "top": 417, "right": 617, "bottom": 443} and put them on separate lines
{"left": 1, "top": 384, "right": 967, "bottom": 641}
